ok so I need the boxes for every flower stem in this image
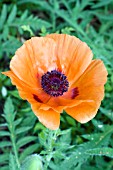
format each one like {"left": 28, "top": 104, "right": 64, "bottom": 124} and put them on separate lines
{"left": 11, "top": 134, "right": 20, "bottom": 169}
{"left": 44, "top": 129, "right": 58, "bottom": 170}
{"left": 9, "top": 124, "right": 20, "bottom": 169}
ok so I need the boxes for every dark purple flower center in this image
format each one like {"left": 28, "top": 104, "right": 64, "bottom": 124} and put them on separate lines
{"left": 41, "top": 70, "right": 69, "bottom": 97}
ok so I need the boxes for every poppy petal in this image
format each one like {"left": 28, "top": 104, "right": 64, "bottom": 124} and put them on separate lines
{"left": 2, "top": 71, "right": 50, "bottom": 105}
{"left": 31, "top": 104, "right": 60, "bottom": 130}
{"left": 10, "top": 37, "right": 57, "bottom": 88}
{"left": 65, "top": 60, "right": 107, "bottom": 123}
{"left": 72, "top": 60, "right": 108, "bottom": 102}
{"left": 10, "top": 48, "right": 37, "bottom": 88}
{"left": 47, "top": 34, "right": 93, "bottom": 84}
{"left": 40, "top": 99, "right": 90, "bottom": 113}
{"left": 31, "top": 37, "right": 58, "bottom": 73}
{"left": 65, "top": 101, "right": 99, "bottom": 123}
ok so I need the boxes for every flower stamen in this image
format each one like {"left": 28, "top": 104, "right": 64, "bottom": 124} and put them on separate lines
{"left": 41, "top": 70, "right": 69, "bottom": 97}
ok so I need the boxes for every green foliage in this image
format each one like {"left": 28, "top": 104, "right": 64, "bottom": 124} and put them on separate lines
{"left": 9, "top": 153, "right": 18, "bottom": 170}
{"left": 86, "top": 147, "right": 113, "bottom": 158}
{"left": 0, "top": 4, "right": 51, "bottom": 57}
{"left": 51, "top": 124, "right": 113, "bottom": 170}
{"left": 0, "top": 97, "right": 38, "bottom": 170}
{"left": 0, "top": 0, "right": 113, "bottom": 170}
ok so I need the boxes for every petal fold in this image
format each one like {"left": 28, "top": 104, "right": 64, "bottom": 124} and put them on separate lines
{"left": 31, "top": 104, "right": 60, "bottom": 130}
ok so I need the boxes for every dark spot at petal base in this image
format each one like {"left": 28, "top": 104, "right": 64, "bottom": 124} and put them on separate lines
{"left": 71, "top": 87, "right": 79, "bottom": 99}
{"left": 33, "top": 94, "right": 43, "bottom": 103}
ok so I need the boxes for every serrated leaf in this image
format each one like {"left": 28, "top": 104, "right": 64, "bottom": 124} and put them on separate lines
{"left": 13, "top": 16, "right": 51, "bottom": 31}
{"left": 4, "top": 97, "right": 14, "bottom": 115}
{"left": 14, "top": 118, "right": 23, "bottom": 127}
{"left": 16, "top": 126, "right": 32, "bottom": 135}
{"left": 4, "top": 97, "right": 15, "bottom": 124}
{"left": 7, "top": 5, "right": 17, "bottom": 24}
{"left": 0, "top": 131, "right": 10, "bottom": 136}
{"left": 0, "top": 154, "right": 9, "bottom": 163}
{"left": 0, "top": 166, "right": 9, "bottom": 170}
{"left": 2, "top": 25, "right": 9, "bottom": 40}
{"left": 92, "top": 0, "right": 112, "bottom": 8}
{"left": 20, "top": 10, "right": 28, "bottom": 20}
{"left": 17, "top": 0, "right": 52, "bottom": 12}
{"left": 100, "top": 107, "right": 113, "bottom": 121}
{"left": 0, "top": 4, "right": 7, "bottom": 30}
{"left": 2, "top": 36, "right": 22, "bottom": 56}
{"left": 59, "top": 125, "right": 113, "bottom": 169}
{"left": 86, "top": 147, "right": 113, "bottom": 158}
{"left": 0, "top": 141, "right": 11, "bottom": 148}
{"left": 0, "top": 123, "right": 8, "bottom": 127}
{"left": 9, "top": 90, "right": 20, "bottom": 99}
{"left": 82, "top": 133, "right": 97, "bottom": 141}
{"left": 17, "top": 136, "right": 37, "bottom": 149}
{"left": 66, "top": 116, "right": 76, "bottom": 126}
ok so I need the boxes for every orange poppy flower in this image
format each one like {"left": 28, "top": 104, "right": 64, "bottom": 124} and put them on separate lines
{"left": 2, "top": 34, "right": 108, "bottom": 130}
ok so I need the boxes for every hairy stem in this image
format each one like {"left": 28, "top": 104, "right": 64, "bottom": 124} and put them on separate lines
{"left": 9, "top": 124, "right": 20, "bottom": 169}
{"left": 44, "top": 129, "right": 58, "bottom": 170}
{"left": 11, "top": 133, "right": 20, "bottom": 168}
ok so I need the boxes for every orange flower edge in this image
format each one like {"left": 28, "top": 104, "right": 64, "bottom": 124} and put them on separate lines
{"left": 2, "top": 34, "right": 108, "bottom": 130}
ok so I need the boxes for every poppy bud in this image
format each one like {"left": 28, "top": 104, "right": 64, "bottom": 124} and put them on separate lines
{"left": 21, "top": 154, "right": 43, "bottom": 170}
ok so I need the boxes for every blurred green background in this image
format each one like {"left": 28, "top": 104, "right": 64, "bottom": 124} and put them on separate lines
{"left": 0, "top": 0, "right": 113, "bottom": 170}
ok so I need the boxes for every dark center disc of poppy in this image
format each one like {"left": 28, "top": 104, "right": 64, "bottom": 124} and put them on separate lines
{"left": 41, "top": 70, "right": 69, "bottom": 97}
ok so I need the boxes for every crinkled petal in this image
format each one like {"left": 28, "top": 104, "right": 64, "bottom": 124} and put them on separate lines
{"left": 31, "top": 37, "right": 58, "bottom": 73}
{"left": 31, "top": 104, "right": 60, "bottom": 130}
{"left": 65, "top": 60, "right": 108, "bottom": 123}
{"left": 2, "top": 71, "right": 50, "bottom": 104}
{"left": 72, "top": 60, "right": 108, "bottom": 102}
{"left": 47, "top": 34, "right": 93, "bottom": 85}
{"left": 10, "top": 37, "right": 57, "bottom": 88}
